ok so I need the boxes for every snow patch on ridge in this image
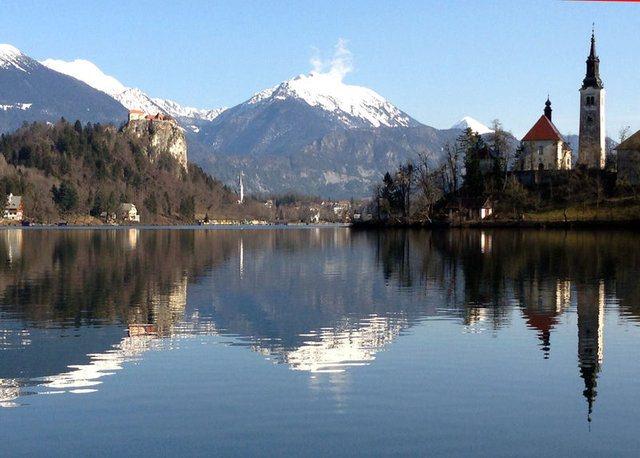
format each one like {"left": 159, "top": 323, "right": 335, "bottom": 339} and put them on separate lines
{"left": 0, "top": 103, "right": 32, "bottom": 111}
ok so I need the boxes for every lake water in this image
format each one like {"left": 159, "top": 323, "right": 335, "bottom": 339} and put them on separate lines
{"left": 1, "top": 227, "right": 640, "bottom": 456}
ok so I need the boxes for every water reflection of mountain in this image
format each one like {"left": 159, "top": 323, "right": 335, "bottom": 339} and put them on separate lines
{"left": 0, "top": 228, "right": 639, "bottom": 418}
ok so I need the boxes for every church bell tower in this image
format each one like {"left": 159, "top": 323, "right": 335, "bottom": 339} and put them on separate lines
{"left": 578, "top": 28, "right": 606, "bottom": 169}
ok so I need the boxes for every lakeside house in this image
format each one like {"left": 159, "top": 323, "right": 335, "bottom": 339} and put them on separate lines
{"left": 447, "top": 197, "right": 493, "bottom": 223}
{"left": 3, "top": 193, "right": 24, "bottom": 221}
{"left": 118, "top": 203, "right": 140, "bottom": 223}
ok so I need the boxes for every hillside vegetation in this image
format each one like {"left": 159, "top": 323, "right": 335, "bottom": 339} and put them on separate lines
{"left": 0, "top": 120, "right": 264, "bottom": 223}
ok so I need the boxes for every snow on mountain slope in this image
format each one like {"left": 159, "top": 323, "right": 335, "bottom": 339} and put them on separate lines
{"left": 247, "top": 72, "right": 415, "bottom": 129}
{"left": 0, "top": 44, "right": 37, "bottom": 72}
{"left": 451, "top": 116, "right": 493, "bottom": 135}
{"left": 41, "top": 58, "right": 126, "bottom": 94}
{"left": 41, "top": 58, "right": 225, "bottom": 121}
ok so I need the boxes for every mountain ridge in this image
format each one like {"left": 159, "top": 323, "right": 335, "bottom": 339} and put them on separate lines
{"left": 40, "top": 58, "right": 226, "bottom": 123}
{"left": 0, "top": 44, "right": 128, "bottom": 133}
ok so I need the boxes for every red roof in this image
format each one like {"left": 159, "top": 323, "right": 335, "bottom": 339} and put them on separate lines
{"left": 521, "top": 115, "right": 564, "bottom": 142}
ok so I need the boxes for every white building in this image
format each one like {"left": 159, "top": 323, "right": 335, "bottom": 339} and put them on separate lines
{"left": 118, "top": 203, "right": 140, "bottom": 223}
{"left": 3, "top": 193, "right": 23, "bottom": 221}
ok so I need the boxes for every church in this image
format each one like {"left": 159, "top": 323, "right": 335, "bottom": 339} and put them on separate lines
{"left": 517, "top": 98, "right": 572, "bottom": 171}
{"left": 518, "top": 30, "right": 606, "bottom": 173}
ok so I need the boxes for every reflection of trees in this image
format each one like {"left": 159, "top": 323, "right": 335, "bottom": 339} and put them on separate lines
{"left": 1, "top": 227, "right": 640, "bottom": 415}
{"left": 367, "top": 228, "right": 639, "bottom": 421}
{"left": 0, "top": 229, "right": 240, "bottom": 326}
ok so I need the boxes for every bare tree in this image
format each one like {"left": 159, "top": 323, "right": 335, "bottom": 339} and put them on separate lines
{"left": 443, "top": 142, "right": 463, "bottom": 195}
{"left": 395, "top": 161, "right": 415, "bottom": 218}
{"left": 416, "top": 151, "right": 445, "bottom": 221}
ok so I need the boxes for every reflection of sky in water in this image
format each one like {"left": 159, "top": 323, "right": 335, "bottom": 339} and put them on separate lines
{"left": 1, "top": 228, "right": 640, "bottom": 455}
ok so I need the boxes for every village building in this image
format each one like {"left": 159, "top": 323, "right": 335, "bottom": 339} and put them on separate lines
{"left": 615, "top": 130, "right": 640, "bottom": 185}
{"left": 3, "top": 193, "right": 24, "bottom": 221}
{"left": 518, "top": 98, "right": 572, "bottom": 172}
{"left": 577, "top": 30, "right": 606, "bottom": 169}
{"left": 118, "top": 203, "right": 140, "bottom": 223}
{"left": 333, "top": 200, "right": 351, "bottom": 216}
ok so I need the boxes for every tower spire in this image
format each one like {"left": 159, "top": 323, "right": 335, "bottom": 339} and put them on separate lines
{"left": 544, "top": 95, "right": 552, "bottom": 121}
{"left": 582, "top": 26, "right": 603, "bottom": 89}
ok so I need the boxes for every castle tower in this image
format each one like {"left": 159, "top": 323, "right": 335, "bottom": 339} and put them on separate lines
{"left": 578, "top": 29, "right": 606, "bottom": 169}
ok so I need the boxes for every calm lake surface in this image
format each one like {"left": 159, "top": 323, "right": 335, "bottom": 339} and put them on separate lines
{"left": 1, "top": 227, "right": 640, "bottom": 456}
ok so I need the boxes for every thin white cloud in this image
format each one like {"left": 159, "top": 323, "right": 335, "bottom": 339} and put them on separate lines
{"left": 309, "top": 38, "right": 353, "bottom": 81}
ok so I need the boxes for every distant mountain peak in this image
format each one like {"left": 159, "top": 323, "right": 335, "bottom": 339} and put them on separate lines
{"left": 41, "top": 58, "right": 225, "bottom": 122}
{"left": 247, "top": 72, "right": 416, "bottom": 128}
{"left": 451, "top": 116, "right": 493, "bottom": 135}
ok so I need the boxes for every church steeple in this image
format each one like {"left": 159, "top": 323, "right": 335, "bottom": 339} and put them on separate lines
{"left": 544, "top": 96, "right": 552, "bottom": 121}
{"left": 582, "top": 27, "right": 603, "bottom": 89}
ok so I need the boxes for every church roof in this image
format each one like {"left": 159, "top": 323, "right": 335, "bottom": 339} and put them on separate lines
{"left": 616, "top": 129, "right": 640, "bottom": 151}
{"left": 521, "top": 115, "right": 565, "bottom": 142}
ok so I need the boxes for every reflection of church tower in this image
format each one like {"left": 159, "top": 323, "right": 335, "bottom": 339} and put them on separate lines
{"left": 577, "top": 280, "right": 605, "bottom": 422}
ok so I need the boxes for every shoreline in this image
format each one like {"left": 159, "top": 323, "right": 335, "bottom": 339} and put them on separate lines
{"left": 351, "top": 219, "right": 640, "bottom": 230}
{"left": 0, "top": 222, "right": 353, "bottom": 230}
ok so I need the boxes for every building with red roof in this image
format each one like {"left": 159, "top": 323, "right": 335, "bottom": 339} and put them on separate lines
{"left": 518, "top": 98, "right": 572, "bottom": 171}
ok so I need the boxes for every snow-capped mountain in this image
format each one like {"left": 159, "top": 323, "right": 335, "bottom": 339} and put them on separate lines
{"left": 190, "top": 72, "right": 459, "bottom": 197}
{"left": 41, "top": 58, "right": 225, "bottom": 122}
{"left": 248, "top": 72, "right": 417, "bottom": 129}
{"left": 451, "top": 116, "right": 493, "bottom": 135}
{"left": 0, "top": 44, "right": 127, "bottom": 133}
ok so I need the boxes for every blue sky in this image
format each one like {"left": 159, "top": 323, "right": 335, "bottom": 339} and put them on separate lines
{"left": 3, "top": 0, "right": 640, "bottom": 137}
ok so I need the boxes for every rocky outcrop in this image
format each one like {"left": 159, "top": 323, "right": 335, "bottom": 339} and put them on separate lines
{"left": 124, "top": 118, "right": 188, "bottom": 171}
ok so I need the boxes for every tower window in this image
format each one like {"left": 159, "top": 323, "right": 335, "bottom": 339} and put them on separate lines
{"left": 586, "top": 96, "right": 595, "bottom": 106}
{"left": 538, "top": 146, "right": 544, "bottom": 155}
{"left": 587, "top": 116, "right": 593, "bottom": 124}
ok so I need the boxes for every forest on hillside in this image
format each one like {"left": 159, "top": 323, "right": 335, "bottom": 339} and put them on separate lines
{"left": 0, "top": 120, "right": 269, "bottom": 223}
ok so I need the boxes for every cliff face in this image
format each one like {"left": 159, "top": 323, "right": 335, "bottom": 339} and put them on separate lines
{"left": 124, "top": 119, "right": 188, "bottom": 171}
